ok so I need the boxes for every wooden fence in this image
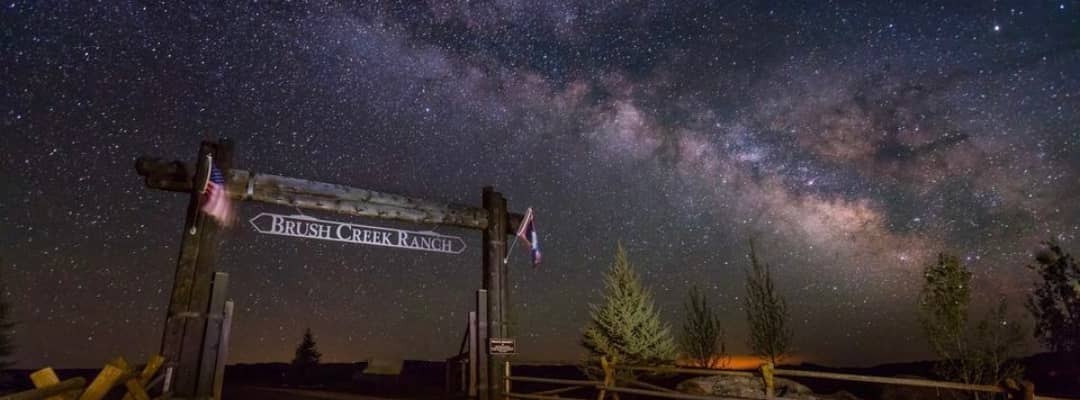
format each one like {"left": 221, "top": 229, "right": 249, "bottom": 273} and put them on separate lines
{"left": 1, "top": 355, "right": 166, "bottom": 400}
{"left": 504, "top": 357, "right": 1076, "bottom": 400}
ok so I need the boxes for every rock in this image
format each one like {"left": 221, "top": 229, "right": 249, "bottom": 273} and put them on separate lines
{"left": 676, "top": 374, "right": 829, "bottom": 399}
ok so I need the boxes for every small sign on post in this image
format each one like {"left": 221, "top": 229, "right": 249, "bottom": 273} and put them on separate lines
{"left": 249, "top": 213, "right": 467, "bottom": 254}
{"left": 489, "top": 338, "right": 516, "bottom": 355}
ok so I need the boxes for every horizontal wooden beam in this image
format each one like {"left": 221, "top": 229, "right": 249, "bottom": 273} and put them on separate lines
{"left": 506, "top": 376, "right": 600, "bottom": 386}
{"left": 135, "top": 157, "right": 525, "bottom": 233}
{"left": 506, "top": 392, "right": 587, "bottom": 400}
{"left": 0, "top": 377, "right": 86, "bottom": 400}
{"left": 226, "top": 170, "right": 489, "bottom": 230}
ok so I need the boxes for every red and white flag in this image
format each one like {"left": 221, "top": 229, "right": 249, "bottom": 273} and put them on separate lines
{"left": 201, "top": 156, "right": 234, "bottom": 226}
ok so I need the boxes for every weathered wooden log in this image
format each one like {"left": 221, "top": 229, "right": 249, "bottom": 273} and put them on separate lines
{"left": 79, "top": 364, "right": 137, "bottom": 400}
{"left": 135, "top": 157, "right": 525, "bottom": 232}
{"left": 506, "top": 376, "right": 601, "bottom": 386}
{"left": 0, "top": 377, "right": 85, "bottom": 400}
{"left": 229, "top": 169, "right": 490, "bottom": 230}
{"left": 28, "top": 368, "right": 77, "bottom": 400}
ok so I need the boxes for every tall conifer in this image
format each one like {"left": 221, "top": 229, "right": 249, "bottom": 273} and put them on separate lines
{"left": 582, "top": 243, "right": 676, "bottom": 366}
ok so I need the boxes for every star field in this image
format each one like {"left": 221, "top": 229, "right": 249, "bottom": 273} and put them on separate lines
{"left": 1, "top": 1, "right": 1078, "bottom": 368}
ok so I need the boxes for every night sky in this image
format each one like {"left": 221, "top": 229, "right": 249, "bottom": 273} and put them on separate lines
{"left": 2, "top": 1, "right": 1079, "bottom": 369}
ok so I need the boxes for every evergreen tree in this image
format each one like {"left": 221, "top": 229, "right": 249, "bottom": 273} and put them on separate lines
{"left": 287, "top": 328, "right": 321, "bottom": 386}
{"left": 1026, "top": 241, "right": 1080, "bottom": 353}
{"left": 679, "top": 285, "right": 727, "bottom": 368}
{"left": 582, "top": 243, "right": 676, "bottom": 367}
{"left": 743, "top": 240, "right": 792, "bottom": 365}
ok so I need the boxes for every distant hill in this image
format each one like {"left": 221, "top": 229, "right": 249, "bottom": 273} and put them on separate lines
{"left": 788, "top": 352, "right": 1079, "bottom": 398}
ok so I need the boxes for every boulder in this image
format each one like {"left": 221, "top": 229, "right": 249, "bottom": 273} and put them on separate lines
{"left": 676, "top": 374, "right": 815, "bottom": 399}
{"left": 677, "top": 375, "right": 861, "bottom": 400}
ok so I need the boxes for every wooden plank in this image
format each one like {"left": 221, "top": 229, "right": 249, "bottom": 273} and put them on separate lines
{"left": 104, "top": 358, "right": 150, "bottom": 400}
{"left": 121, "top": 356, "right": 165, "bottom": 400}
{"left": 507, "top": 392, "right": 587, "bottom": 400}
{"left": 196, "top": 273, "right": 229, "bottom": 395}
{"left": 531, "top": 386, "right": 587, "bottom": 396}
{"left": 504, "top": 361, "right": 511, "bottom": 400}
{"left": 229, "top": 169, "right": 490, "bottom": 230}
{"left": 773, "top": 368, "right": 1004, "bottom": 393}
{"left": 468, "top": 310, "right": 477, "bottom": 398}
{"left": 29, "top": 368, "right": 75, "bottom": 400}
{"left": 213, "top": 300, "right": 235, "bottom": 400}
{"left": 231, "top": 170, "right": 486, "bottom": 219}
{"left": 1, "top": 377, "right": 85, "bottom": 400}
{"left": 599, "top": 385, "right": 759, "bottom": 400}
{"left": 616, "top": 377, "right": 680, "bottom": 393}
{"left": 78, "top": 364, "right": 127, "bottom": 400}
{"left": 476, "top": 290, "right": 489, "bottom": 400}
{"left": 507, "top": 377, "right": 600, "bottom": 386}
{"left": 138, "top": 356, "right": 166, "bottom": 386}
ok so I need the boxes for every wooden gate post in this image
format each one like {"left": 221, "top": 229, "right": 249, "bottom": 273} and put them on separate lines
{"left": 159, "top": 139, "right": 233, "bottom": 399}
{"left": 481, "top": 187, "right": 508, "bottom": 400}
{"left": 476, "top": 290, "right": 488, "bottom": 400}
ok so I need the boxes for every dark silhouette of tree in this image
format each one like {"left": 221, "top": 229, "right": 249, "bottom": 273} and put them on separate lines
{"left": 582, "top": 243, "right": 676, "bottom": 368}
{"left": 1026, "top": 241, "right": 1080, "bottom": 353}
{"left": 679, "top": 285, "right": 727, "bottom": 368}
{"left": 919, "top": 254, "right": 971, "bottom": 367}
{"left": 0, "top": 262, "right": 14, "bottom": 372}
{"left": 287, "top": 328, "right": 321, "bottom": 386}
{"left": 919, "top": 253, "right": 1024, "bottom": 395}
{"left": 743, "top": 240, "right": 792, "bottom": 365}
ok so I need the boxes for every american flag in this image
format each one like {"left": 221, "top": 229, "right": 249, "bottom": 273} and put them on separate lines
{"left": 516, "top": 208, "right": 541, "bottom": 266}
{"left": 201, "top": 157, "right": 234, "bottom": 226}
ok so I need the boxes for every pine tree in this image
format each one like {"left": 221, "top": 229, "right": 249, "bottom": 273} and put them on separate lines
{"left": 287, "top": 328, "right": 321, "bottom": 386}
{"left": 743, "top": 240, "right": 792, "bottom": 365}
{"left": 1026, "top": 241, "right": 1080, "bottom": 353}
{"left": 679, "top": 285, "right": 727, "bottom": 368}
{"left": 582, "top": 243, "right": 676, "bottom": 368}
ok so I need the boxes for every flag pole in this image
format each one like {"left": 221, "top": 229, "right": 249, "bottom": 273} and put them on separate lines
{"left": 503, "top": 232, "right": 521, "bottom": 264}
{"left": 503, "top": 207, "right": 531, "bottom": 264}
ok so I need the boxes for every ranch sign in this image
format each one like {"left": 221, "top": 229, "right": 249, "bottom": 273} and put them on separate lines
{"left": 249, "top": 212, "right": 467, "bottom": 254}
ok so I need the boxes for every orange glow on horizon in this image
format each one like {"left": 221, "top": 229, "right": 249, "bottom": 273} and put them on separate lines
{"left": 677, "top": 354, "right": 806, "bottom": 370}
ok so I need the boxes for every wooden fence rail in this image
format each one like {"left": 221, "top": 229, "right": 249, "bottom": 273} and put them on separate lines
{"left": 506, "top": 358, "right": 1076, "bottom": 400}
{"left": 0, "top": 355, "right": 166, "bottom": 400}
{"left": 1, "top": 377, "right": 86, "bottom": 400}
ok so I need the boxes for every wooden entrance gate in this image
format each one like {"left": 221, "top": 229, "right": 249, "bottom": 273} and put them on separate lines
{"left": 135, "top": 139, "right": 523, "bottom": 400}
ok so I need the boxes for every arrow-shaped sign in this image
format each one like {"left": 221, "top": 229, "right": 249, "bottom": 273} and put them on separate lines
{"left": 249, "top": 212, "right": 466, "bottom": 255}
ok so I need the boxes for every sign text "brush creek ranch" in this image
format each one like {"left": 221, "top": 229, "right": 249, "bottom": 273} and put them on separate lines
{"left": 248, "top": 212, "right": 466, "bottom": 254}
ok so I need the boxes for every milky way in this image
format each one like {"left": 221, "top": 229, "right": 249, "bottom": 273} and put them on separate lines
{"left": 2, "top": 1, "right": 1078, "bottom": 368}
